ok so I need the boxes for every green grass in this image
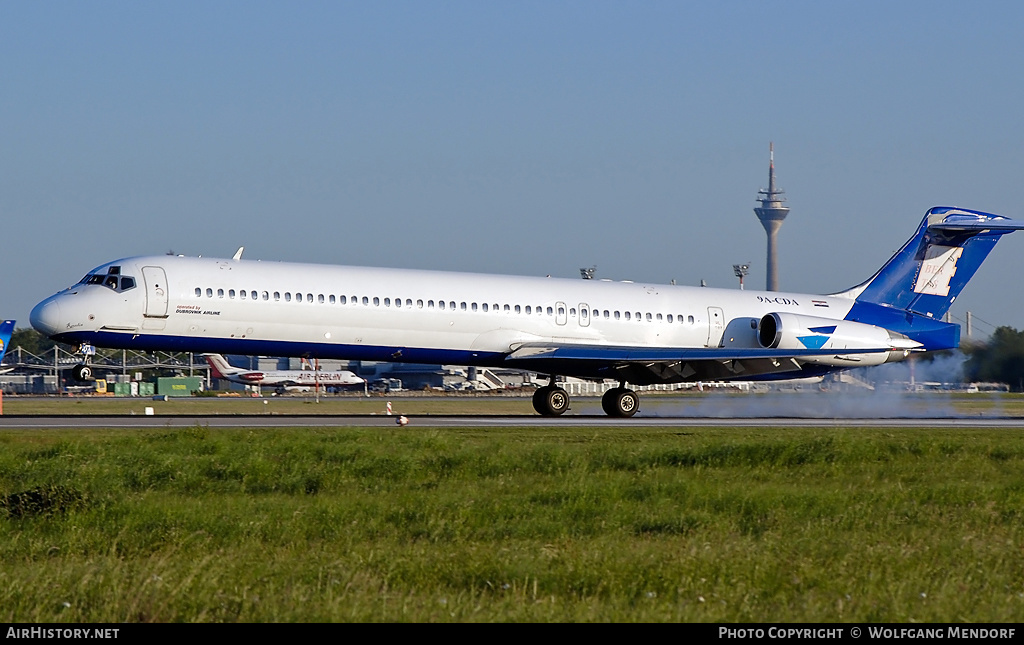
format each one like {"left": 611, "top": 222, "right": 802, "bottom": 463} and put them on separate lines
{"left": 1, "top": 425, "right": 1023, "bottom": 621}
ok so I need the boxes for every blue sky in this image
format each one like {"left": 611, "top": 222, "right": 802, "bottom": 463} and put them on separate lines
{"left": 3, "top": 1, "right": 1024, "bottom": 337}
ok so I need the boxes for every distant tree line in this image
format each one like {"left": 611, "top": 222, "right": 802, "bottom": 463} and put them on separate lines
{"left": 962, "top": 326, "right": 1024, "bottom": 391}
{"left": 9, "top": 327, "right": 60, "bottom": 356}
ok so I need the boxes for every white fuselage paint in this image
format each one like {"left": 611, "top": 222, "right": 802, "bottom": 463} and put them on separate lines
{"left": 35, "top": 254, "right": 873, "bottom": 371}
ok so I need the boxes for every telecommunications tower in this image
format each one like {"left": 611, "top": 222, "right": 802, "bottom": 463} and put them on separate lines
{"left": 753, "top": 143, "right": 790, "bottom": 291}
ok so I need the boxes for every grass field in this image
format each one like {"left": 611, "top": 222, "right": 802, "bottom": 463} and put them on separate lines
{"left": 1, "top": 421, "right": 1023, "bottom": 622}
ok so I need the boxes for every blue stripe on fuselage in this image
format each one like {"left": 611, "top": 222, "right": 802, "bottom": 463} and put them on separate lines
{"left": 52, "top": 330, "right": 510, "bottom": 368}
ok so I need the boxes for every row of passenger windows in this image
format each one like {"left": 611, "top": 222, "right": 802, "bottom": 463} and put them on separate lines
{"left": 193, "top": 287, "right": 697, "bottom": 324}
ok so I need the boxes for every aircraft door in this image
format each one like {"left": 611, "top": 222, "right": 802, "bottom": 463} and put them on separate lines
{"left": 706, "top": 306, "right": 724, "bottom": 347}
{"left": 142, "top": 266, "right": 169, "bottom": 318}
{"left": 579, "top": 303, "right": 590, "bottom": 327}
{"left": 555, "top": 301, "right": 567, "bottom": 326}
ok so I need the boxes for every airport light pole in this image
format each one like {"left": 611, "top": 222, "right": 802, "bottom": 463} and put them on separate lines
{"left": 733, "top": 263, "right": 750, "bottom": 290}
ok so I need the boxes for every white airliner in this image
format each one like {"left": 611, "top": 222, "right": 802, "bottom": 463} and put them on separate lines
{"left": 203, "top": 353, "right": 364, "bottom": 390}
{"left": 29, "top": 207, "right": 1024, "bottom": 417}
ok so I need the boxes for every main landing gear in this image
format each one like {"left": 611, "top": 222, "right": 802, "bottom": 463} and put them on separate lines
{"left": 71, "top": 364, "right": 93, "bottom": 382}
{"left": 601, "top": 386, "right": 639, "bottom": 418}
{"left": 531, "top": 377, "right": 640, "bottom": 418}
{"left": 532, "top": 382, "right": 570, "bottom": 416}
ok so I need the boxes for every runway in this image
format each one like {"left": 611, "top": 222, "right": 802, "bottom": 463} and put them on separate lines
{"left": 1, "top": 414, "right": 1023, "bottom": 429}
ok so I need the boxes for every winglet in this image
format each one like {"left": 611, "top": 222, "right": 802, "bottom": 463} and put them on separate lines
{"left": 0, "top": 320, "right": 16, "bottom": 364}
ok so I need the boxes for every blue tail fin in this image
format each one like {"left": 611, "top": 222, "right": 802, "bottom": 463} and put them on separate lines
{"left": 0, "top": 320, "right": 15, "bottom": 364}
{"left": 837, "top": 207, "right": 1024, "bottom": 318}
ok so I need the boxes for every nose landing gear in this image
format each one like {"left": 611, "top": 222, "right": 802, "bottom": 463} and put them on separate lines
{"left": 71, "top": 364, "right": 93, "bottom": 382}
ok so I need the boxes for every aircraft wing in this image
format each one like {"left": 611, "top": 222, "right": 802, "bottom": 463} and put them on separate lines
{"left": 928, "top": 215, "right": 1024, "bottom": 233}
{"left": 504, "top": 342, "right": 893, "bottom": 385}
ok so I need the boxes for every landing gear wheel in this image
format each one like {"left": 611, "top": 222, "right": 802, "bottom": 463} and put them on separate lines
{"left": 532, "top": 385, "right": 570, "bottom": 416}
{"left": 71, "top": 364, "right": 93, "bottom": 382}
{"left": 602, "top": 387, "right": 639, "bottom": 418}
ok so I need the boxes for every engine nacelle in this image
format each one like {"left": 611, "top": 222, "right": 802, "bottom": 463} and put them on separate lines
{"left": 757, "top": 312, "right": 921, "bottom": 353}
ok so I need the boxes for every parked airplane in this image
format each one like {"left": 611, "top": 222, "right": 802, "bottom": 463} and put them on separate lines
{"left": 0, "top": 320, "right": 16, "bottom": 373}
{"left": 29, "top": 207, "right": 1024, "bottom": 416}
{"left": 203, "top": 353, "right": 364, "bottom": 391}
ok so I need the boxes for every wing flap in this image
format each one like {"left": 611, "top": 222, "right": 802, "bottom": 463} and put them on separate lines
{"left": 505, "top": 342, "right": 888, "bottom": 385}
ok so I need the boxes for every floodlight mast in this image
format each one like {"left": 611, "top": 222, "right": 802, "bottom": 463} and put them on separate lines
{"left": 733, "top": 263, "right": 750, "bottom": 290}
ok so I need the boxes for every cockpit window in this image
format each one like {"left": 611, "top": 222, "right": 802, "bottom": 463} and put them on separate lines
{"left": 79, "top": 268, "right": 136, "bottom": 293}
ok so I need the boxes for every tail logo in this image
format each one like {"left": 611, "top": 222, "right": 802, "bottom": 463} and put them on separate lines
{"left": 913, "top": 244, "right": 963, "bottom": 296}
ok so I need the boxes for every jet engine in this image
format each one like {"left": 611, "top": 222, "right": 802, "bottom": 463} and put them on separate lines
{"left": 757, "top": 312, "right": 921, "bottom": 353}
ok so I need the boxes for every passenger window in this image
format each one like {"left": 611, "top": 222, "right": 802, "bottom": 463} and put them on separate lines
{"left": 340, "top": 296, "right": 346, "bottom": 304}
{"left": 614, "top": 311, "right": 620, "bottom": 320}
{"left": 667, "top": 314, "right": 673, "bottom": 323}
{"left": 228, "top": 290, "right": 236, "bottom": 299}
{"left": 557, "top": 306, "right": 565, "bottom": 316}
{"left": 240, "top": 290, "right": 246, "bottom": 300}
{"left": 251, "top": 291, "right": 257, "bottom": 300}
{"left": 285, "top": 293, "right": 292, "bottom": 302}
{"left": 384, "top": 298, "right": 391, "bottom": 307}
{"left": 482, "top": 303, "right": 488, "bottom": 312}
{"left": 461, "top": 302, "right": 467, "bottom": 311}
{"left": 472, "top": 303, "right": 478, "bottom": 311}
{"left": 263, "top": 291, "right": 269, "bottom": 300}
{"left": 569, "top": 308, "right": 576, "bottom": 316}
{"left": 195, "top": 287, "right": 202, "bottom": 297}
{"left": 657, "top": 314, "right": 662, "bottom": 322}
{"left": 217, "top": 289, "right": 225, "bottom": 298}
{"left": 406, "top": 299, "right": 412, "bottom": 307}
{"left": 525, "top": 306, "right": 531, "bottom": 314}
{"left": 274, "top": 292, "right": 280, "bottom": 301}
{"left": 329, "top": 295, "right": 336, "bottom": 304}
{"left": 362, "top": 296, "right": 369, "bottom": 305}
{"left": 417, "top": 299, "right": 423, "bottom": 308}
{"left": 396, "top": 298, "right": 402, "bottom": 308}
{"left": 319, "top": 294, "right": 325, "bottom": 303}
{"left": 625, "top": 312, "right": 631, "bottom": 320}
{"left": 546, "top": 307, "right": 553, "bottom": 315}
{"left": 688, "top": 315, "right": 694, "bottom": 324}
{"left": 515, "top": 305, "right": 521, "bottom": 314}
{"left": 504, "top": 304, "right": 510, "bottom": 312}
{"left": 373, "top": 297, "right": 380, "bottom": 306}
{"left": 450, "top": 301, "right": 456, "bottom": 310}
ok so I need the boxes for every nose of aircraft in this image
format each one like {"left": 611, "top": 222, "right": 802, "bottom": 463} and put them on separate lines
{"left": 30, "top": 297, "right": 62, "bottom": 338}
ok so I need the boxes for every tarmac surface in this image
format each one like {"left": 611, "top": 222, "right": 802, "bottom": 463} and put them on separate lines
{"left": 1, "top": 414, "right": 1023, "bottom": 429}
